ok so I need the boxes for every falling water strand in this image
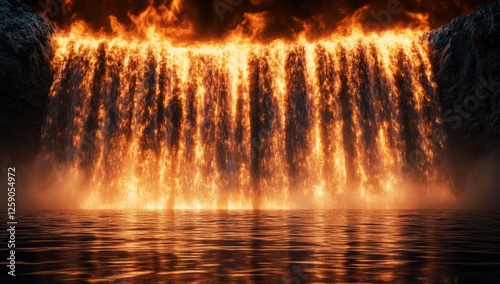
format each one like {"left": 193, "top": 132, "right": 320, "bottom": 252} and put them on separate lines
{"left": 42, "top": 31, "right": 450, "bottom": 209}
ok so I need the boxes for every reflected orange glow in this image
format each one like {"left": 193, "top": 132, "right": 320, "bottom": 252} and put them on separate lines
{"left": 42, "top": 22, "right": 455, "bottom": 209}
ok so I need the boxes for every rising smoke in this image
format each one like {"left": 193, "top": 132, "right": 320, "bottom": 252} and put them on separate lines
{"left": 26, "top": 0, "right": 494, "bottom": 41}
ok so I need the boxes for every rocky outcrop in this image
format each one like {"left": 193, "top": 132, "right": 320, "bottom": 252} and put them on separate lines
{"left": 0, "top": 0, "right": 55, "bottom": 164}
{"left": 428, "top": 0, "right": 500, "bottom": 144}
{"left": 428, "top": 0, "right": 500, "bottom": 208}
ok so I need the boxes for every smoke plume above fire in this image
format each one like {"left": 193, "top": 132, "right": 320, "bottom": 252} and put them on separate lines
{"left": 27, "top": 0, "right": 493, "bottom": 41}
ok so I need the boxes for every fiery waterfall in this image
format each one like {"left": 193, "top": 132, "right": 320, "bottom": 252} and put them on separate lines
{"left": 42, "top": 29, "right": 450, "bottom": 209}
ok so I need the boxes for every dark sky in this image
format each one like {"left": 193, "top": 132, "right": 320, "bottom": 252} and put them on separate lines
{"left": 25, "top": 0, "right": 495, "bottom": 40}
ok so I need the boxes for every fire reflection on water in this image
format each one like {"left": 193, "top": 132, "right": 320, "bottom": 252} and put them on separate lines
{"left": 13, "top": 210, "right": 500, "bottom": 283}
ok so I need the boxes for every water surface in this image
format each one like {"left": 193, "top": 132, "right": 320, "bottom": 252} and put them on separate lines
{"left": 2, "top": 210, "right": 499, "bottom": 283}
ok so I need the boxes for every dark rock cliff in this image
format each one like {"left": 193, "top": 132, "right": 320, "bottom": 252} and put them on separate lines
{"left": 0, "top": 0, "right": 54, "bottom": 165}
{"left": 429, "top": 0, "right": 500, "bottom": 143}
{"left": 428, "top": 0, "right": 500, "bottom": 208}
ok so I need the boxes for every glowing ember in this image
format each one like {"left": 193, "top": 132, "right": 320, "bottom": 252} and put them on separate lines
{"left": 42, "top": 26, "right": 453, "bottom": 209}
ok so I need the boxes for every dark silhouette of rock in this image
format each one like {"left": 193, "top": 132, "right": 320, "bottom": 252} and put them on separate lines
{"left": 0, "top": 0, "right": 54, "bottom": 164}
{"left": 428, "top": 0, "right": 500, "bottom": 144}
{"left": 428, "top": 0, "right": 500, "bottom": 208}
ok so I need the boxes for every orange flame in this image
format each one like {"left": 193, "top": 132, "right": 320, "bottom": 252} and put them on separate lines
{"left": 39, "top": 2, "right": 457, "bottom": 210}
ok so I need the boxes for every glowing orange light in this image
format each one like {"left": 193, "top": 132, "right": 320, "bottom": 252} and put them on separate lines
{"left": 41, "top": 13, "right": 455, "bottom": 210}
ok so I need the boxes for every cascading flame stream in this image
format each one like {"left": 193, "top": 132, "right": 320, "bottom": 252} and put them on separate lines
{"left": 42, "top": 29, "right": 453, "bottom": 209}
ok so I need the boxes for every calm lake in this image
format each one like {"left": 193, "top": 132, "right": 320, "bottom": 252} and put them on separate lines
{"left": 2, "top": 210, "right": 499, "bottom": 283}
